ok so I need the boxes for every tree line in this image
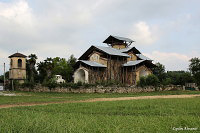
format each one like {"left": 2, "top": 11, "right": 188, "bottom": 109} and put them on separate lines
{"left": 138, "top": 57, "right": 200, "bottom": 87}
{"left": 25, "top": 54, "right": 77, "bottom": 86}
{"left": 0, "top": 55, "right": 199, "bottom": 88}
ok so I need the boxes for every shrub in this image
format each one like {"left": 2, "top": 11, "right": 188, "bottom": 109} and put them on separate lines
{"left": 44, "top": 77, "right": 58, "bottom": 90}
{"left": 21, "top": 81, "right": 35, "bottom": 89}
{"left": 70, "top": 82, "right": 83, "bottom": 89}
{"left": 137, "top": 76, "right": 147, "bottom": 87}
{"left": 95, "top": 80, "right": 123, "bottom": 87}
{"left": 138, "top": 74, "right": 159, "bottom": 87}
{"left": 161, "top": 78, "right": 172, "bottom": 86}
{"left": 83, "top": 83, "right": 96, "bottom": 88}
{"left": 146, "top": 74, "right": 160, "bottom": 86}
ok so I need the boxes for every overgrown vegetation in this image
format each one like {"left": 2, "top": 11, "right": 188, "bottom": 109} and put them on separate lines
{"left": 20, "top": 80, "right": 126, "bottom": 90}
{"left": 137, "top": 74, "right": 159, "bottom": 87}
{"left": 149, "top": 58, "right": 200, "bottom": 87}
{"left": 137, "top": 57, "right": 200, "bottom": 88}
{"left": 189, "top": 57, "right": 200, "bottom": 85}
{"left": 37, "top": 55, "right": 77, "bottom": 83}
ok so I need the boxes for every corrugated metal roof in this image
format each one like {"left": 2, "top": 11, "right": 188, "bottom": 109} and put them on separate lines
{"left": 79, "top": 60, "right": 106, "bottom": 67}
{"left": 119, "top": 47, "right": 141, "bottom": 54}
{"left": 136, "top": 54, "right": 152, "bottom": 61}
{"left": 112, "top": 35, "right": 134, "bottom": 42}
{"left": 103, "top": 35, "right": 134, "bottom": 44}
{"left": 94, "top": 46, "right": 130, "bottom": 57}
{"left": 119, "top": 47, "right": 133, "bottom": 52}
{"left": 122, "top": 60, "right": 144, "bottom": 67}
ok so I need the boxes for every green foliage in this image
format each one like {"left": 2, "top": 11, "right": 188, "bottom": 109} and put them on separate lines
{"left": 95, "top": 80, "right": 123, "bottom": 87}
{"left": 166, "top": 71, "right": 195, "bottom": 85}
{"left": 137, "top": 77, "right": 146, "bottom": 87}
{"left": 26, "top": 54, "right": 38, "bottom": 83}
{"left": 67, "top": 55, "right": 77, "bottom": 82}
{"left": 70, "top": 82, "right": 82, "bottom": 89}
{"left": 161, "top": 78, "right": 172, "bottom": 86}
{"left": 43, "top": 77, "right": 58, "bottom": 90}
{"left": 138, "top": 74, "right": 159, "bottom": 87}
{"left": 37, "top": 55, "right": 77, "bottom": 83}
{"left": 189, "top": 57, "right": 200, "bottom": 85}
{"left": 42, "top": 81, "right": 95, "bottom": 89}
{"left": 146, "top": 74, "right": 160, "bottom": 86}
{"left": 152, "top": 62, "right": 196, "bottom": 86}
{"left": 20, "top": 80, "right": 35, "bottom": 89}
{"left": 10, "top": 80, "right": 20, "bottom": 91}
{"left": 82, "top": 83, "right": 96, "bottom": 88}
{"left": 152, "top": 62, "right": 166, "bottom": 82}
{"left": 0, "top": 71, "right": 9, "bottom": 81}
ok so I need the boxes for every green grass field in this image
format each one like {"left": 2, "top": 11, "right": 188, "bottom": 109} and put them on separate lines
{"left": 0, "top": 91, "right": 200, "bottom": 132}
{"left": 0, "top": 90, "right": 200, "bottom": 105}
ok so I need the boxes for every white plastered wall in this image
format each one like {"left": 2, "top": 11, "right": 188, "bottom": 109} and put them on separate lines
{"left": 74, "top": 67, "right": 89, "bottom": 83}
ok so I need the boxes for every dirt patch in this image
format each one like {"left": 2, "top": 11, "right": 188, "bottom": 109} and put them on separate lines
{"left": 0, "top": 94, "right": 200, "bottom": 109}
{"left": 0, "top": 92, "right": 17, "bottom": 96}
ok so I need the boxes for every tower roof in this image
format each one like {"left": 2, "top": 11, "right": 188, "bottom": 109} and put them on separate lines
{"left": 8, "top": 53, "right": 27, "bottom": 58}
{"left": 103, "top": 35, "right": 134, "bottom": 44}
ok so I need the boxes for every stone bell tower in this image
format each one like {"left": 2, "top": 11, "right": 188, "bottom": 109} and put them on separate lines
{"left": 9, "top": 53, "right": 27, "bottom": 84}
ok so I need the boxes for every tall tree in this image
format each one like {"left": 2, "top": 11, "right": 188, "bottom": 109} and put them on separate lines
{"left": 37, "top": 61, "right": 47, "bottom": 83}
{"left": 152, "top": 62, "right": 166, "bottom": 82}
{"left": 189, "top": 57, "right": 200, "bottom": 85}
{"left": 166, "top": 71, "right": 194, "bottom": 85}
{"left": 67, "top": 55, "right": 77, "bottom": 82}
{"left": 52, "top": 57, "right": 70, "bottom": 81}
{"left": 37, "top": 57, "right": 54, "bottom": 82}
{"left": 0, "top": 71, "right": 9, "bottom": 81}
{"left": 27, "top": 54, "right": 38, "bottom": 83}
{"left": 37, "top": 55, "right": 77, "bottom": 83}
{"left": 44, "top": 57, "right": 54, "bottom": 78}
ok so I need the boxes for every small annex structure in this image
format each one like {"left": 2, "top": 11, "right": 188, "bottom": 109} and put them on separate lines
{"left": 74, "top": 35, "right": 155, "bottom": 85}
{"left": 55, "top": 75, "right": 65, "bottom": 84}
{"left": 9, "top": 52, "right": 27, "bottom": 84}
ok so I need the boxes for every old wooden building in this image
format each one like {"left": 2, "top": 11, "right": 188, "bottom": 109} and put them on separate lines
{"left": 74, "top": 35, "right": 155, "bottom": 85}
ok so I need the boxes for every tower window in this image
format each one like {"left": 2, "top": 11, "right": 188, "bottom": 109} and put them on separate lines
{"left": 18, "top": 59, "right": 22, "bottom": 68}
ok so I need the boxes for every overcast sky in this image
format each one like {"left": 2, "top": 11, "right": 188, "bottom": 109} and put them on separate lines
{"left": 0, "top": 0, "right": 200, "bottom": 74}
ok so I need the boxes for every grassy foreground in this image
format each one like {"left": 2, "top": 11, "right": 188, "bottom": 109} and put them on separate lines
{"left": 0, "top": 96, "right": 200, "bottom": 132}
{"left": 0, "top": 90, "right": 200, "bottom": 105}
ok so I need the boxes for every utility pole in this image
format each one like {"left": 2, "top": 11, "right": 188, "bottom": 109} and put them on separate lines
{"left": 3, "top": 63, "right": 5, "bottom": 91}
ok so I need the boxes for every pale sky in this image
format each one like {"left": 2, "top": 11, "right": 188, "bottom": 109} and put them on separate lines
{"left": 0, "top": 0, "right": 200, "bottom": 74}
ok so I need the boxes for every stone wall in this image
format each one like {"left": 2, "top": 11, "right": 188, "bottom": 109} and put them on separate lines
{"left": 19, "top": 85, "right": 185, "bottom": 93}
